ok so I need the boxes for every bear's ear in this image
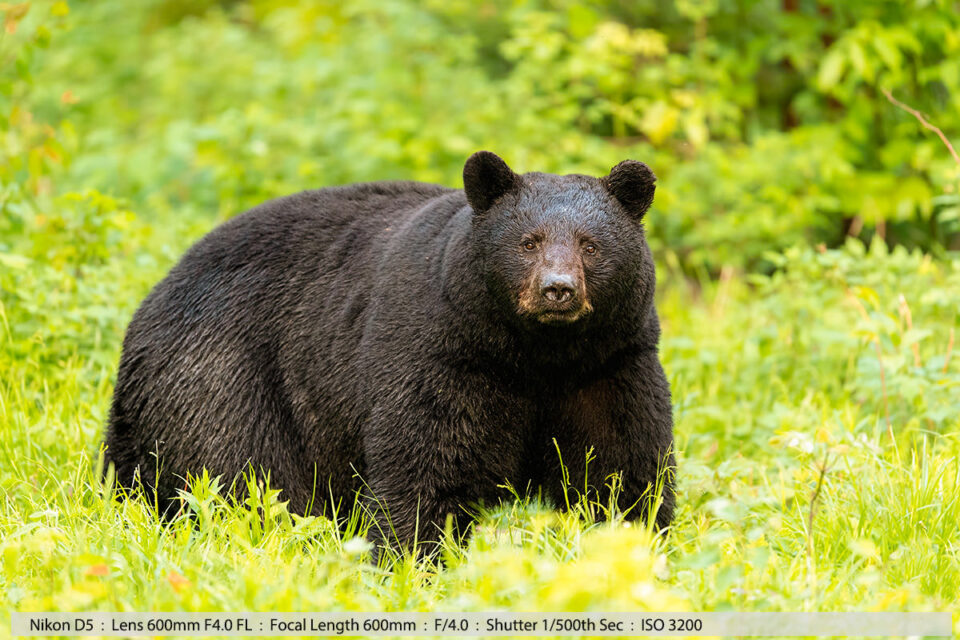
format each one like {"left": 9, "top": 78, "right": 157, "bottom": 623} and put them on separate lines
{"left": 463, "top": 151, "right": 519, "bottom": 214}
{"left": 601, "top": 160, "right": 656, "bottom": 220}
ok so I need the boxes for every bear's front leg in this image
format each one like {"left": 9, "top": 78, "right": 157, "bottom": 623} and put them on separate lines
{"left": 542, "top": 349, "right": 675, "bottom": 530}
{"left": 361, "top": 367, "right": 531, "bottom": 554}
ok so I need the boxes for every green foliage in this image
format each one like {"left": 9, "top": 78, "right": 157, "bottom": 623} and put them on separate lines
{"left": 10, "top": 0, "right": 960, "bottom": 271}
{"left": 2, "top": 0, "right": 959, "bottom": 630}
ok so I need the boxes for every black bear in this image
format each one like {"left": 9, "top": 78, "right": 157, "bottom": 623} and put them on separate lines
{"left": 104, "top": 151, "right": 675, "bottom": 549}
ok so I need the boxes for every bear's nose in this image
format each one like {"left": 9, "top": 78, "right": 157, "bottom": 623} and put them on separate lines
{"left": 540, "top": 274, "right": 577, "bottom": 303}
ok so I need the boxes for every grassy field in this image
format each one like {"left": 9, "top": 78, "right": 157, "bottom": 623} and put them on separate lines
{"left": 2, "top": 1, "right": 960, "bottom": 638}
{"left": 3, "top": 226, "right": 958, "bottom": 631}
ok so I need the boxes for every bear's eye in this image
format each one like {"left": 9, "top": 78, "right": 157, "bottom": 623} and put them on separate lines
{"left": 522, "top": 240, "right": 538, "bottom": 252}
{"left": 584, "top": 244, "right": 597, "bottom": 255}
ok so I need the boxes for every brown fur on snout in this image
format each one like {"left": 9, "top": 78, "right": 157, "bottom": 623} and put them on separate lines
{"left": 516, "top": 247, "right": 592, "bottom": 322}
{"left": 517, "top": 269, "right": 542, "bottom": 315}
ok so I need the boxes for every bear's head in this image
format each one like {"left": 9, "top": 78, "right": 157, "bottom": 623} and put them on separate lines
{"left": 463, "top": 151, "right": 656, "bottom": 332}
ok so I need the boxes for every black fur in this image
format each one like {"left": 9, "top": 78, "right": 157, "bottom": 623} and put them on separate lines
{"left": 463, "top": 150, "right": 519, "bottom": 213}
{"left": 104, "top": 152, "right": 675, "bottom": 549}
{"left": 601, "top": 160, "right": 656, "bottom": 219}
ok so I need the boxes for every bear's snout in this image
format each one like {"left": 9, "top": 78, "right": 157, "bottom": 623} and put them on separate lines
{"left": 519, "top": 261, "right": 592, "bottom": 324}
{"left": 512, "top": 238, "right": 596, "bottom": 324}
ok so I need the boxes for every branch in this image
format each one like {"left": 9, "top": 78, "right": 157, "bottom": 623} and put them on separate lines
{"left": 882, "top": 88, "right": 960, "bottom": 166}
{"left": 805, "top": 451, "right": 830, "bottom": 601}
{"left": 807, "top": 451, "right": 830, "bottom": 544}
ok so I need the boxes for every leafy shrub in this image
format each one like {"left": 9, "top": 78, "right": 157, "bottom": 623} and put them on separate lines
{"left": 12, "top": 0, "right": 960, "bottom": 272}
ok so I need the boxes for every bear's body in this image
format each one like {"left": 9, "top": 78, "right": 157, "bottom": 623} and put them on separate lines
{"left": 104, "top": 152, "right": 675, "bottom": 548}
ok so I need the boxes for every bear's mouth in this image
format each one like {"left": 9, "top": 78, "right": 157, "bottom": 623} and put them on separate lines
{"left": 534, "top": 303, "right": 592, "bottom": 325}
{"left": 537, "top": 311, "right": 581, "bottom": 325}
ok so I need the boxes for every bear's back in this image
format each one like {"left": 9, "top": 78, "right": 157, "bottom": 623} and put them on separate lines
{"left": 143, "top": 181, "right": 455, "bottom": 313}
{"left": 187, "top": 180, "right": 456, "bottom": 269}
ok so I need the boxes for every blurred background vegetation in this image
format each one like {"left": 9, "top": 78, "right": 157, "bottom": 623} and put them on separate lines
{"left": 4, "top": 0, "right": 960, "bottom": 275}
{"left": 2, "top": 0, "right": 959, "bottom": 621}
